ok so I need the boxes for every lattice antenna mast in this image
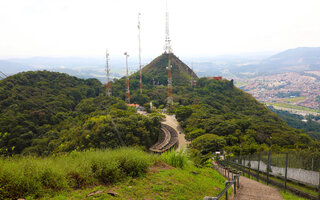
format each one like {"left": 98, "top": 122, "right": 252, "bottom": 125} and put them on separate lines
{"left": 105, "top": 49, "right": 111, "bottom": 96}
{"left": 138, "top": 13, "right": 143, "bottom": 94}
{"left": 124, "top": 52, "right": 130, "bottom": 104}
{"left": 164, "top": 0, "right": 172, "bottom": 54}
{"left": 165, "top": 0, "right": 173, "bottom": 105}
{"left": 191, "top": 62, "right": 194, "bottom": 87}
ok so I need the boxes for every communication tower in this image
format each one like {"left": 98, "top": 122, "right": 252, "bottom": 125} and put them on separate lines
{"left": 138, "top": 13, "right": 143, "bottom": 94}
{"left": 191, "top": 62, "right": 194, "bottom": 87}
{"left": 124, "top": 52, "right": 130, "bottom": 104}
{"left": 165, "top": 0, "right": 173, "bottom": 105}
{"left": 105, "top": 50, "right": 111, "bottom": 96}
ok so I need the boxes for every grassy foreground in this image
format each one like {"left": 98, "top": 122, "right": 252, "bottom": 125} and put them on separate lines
{"left": 0, "top": 148, "right": 226, "bottom": 200}
{"left": 281, "top": 191, "right": 308, "bottom": 200}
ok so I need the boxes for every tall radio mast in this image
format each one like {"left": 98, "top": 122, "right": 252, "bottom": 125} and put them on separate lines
{"left": 191, "top": 62, "right": 194, "bottom": 87}
{"left": 105, "top": 50, "right": 111, "bottom": 96}
{"left": 138, "top": 13, "right": 143, "bottom": 94}
{"left": 124, "top": 52, "right": 130, "bottom": 104}
{"left": 165, "top": 0, "right": 173, "bottom": 105}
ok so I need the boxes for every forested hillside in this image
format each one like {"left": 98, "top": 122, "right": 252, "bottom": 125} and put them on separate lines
{"left": 0, "top": 71, "right": 160, "bottom": 155}
{"left": 269, "top": 107, "right": 320, "bottom": 140}
{"left": 1, "top": 58, "right": 319, "bottom": 157}
{"left": 173, "top": 78, "right": 319, "bottom": 154}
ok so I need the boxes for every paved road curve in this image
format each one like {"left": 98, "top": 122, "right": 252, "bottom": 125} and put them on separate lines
{"left": 235, "top": 176, "right": 283, "bottom": 200}
{"left": 162, "top": 114, "right": 189, "bottom": 151}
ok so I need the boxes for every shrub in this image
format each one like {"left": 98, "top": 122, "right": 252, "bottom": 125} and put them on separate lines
{"left": 161, "top": 149, "right": 188, "bottom": 169}
{"left": 0, "top": 148, "right": 155, "bottom": 199}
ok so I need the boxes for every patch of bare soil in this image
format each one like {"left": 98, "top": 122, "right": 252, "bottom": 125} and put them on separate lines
{"left": 148, "top": 162, "right": 174, "bottom": 173}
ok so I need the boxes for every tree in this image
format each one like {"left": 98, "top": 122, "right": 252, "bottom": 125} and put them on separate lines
{"left": 191, "top": 134, "right": 226, "bottom": 155}
{"left": 175, "top": 106, "right": 193, "bottom": 122}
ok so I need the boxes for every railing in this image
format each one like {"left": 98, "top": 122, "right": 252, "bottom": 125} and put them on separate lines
{"left": 203, "top": 161, "right": 241, "bottom": 200}
{"left": 222, "top": 157, "right": 319, "bottom": 200}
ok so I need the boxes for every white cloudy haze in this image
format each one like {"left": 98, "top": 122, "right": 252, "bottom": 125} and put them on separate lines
{"left": 1, "top": 0, "right": 320, "bottom": 59}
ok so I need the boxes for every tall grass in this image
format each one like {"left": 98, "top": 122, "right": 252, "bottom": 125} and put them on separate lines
{"left": 161, "top": 149, "right": 188, "bottom": 169}
{"left": 0, "top": 148, "right": 158, "bottom": 199}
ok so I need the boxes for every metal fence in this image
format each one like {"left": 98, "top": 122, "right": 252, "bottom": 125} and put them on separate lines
{"left": 203, "top": 162, "right": 241, "bottom": 200}
{"left": 225, "top": 151, "right": 320, "bottom": 200}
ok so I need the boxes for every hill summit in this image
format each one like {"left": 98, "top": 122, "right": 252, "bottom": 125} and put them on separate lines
{"left": 134, "top": 53, "right": 198, "bottom": 86}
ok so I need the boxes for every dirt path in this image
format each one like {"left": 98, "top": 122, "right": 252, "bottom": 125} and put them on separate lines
{"left": 235, "top": 176, "right": 283, "bottom": 200}
{"left": 162, "top": 114, "right": 189, "bottom": 151}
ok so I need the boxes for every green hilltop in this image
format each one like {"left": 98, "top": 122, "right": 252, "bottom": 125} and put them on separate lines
{"left": 131, "top": 53, "right": 198, "bottom": 86}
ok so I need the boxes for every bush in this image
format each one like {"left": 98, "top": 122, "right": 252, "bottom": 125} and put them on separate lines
{"left": 0, "top": 148, "right": 156, "bottom": 199}
{"left": 161, "top": 149, "right": 188, "bottom": 169}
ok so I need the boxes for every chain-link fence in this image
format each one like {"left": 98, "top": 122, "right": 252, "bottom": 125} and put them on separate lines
{"left": 230, "top": 151, "right": 320, "bottom": 186}
{"left": 226, "top": 151, "right": 320, "bottom": 200}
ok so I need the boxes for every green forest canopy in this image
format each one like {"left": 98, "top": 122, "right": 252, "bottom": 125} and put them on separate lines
{"left": 1, "top": 59, "right": 320, "bottom": 156}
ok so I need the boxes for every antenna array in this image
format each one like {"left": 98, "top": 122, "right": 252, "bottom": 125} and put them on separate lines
{"left": 124, "top": 52, "right": 130, "bottom": 104}
{"left": 105, "top": 50, "right": 111, "bottom": 96}
{"left": 165, "top": 0, "right": 173, "bottom": 105}
{"left": 138, "top": 13, "right": 143, "bottom": 94}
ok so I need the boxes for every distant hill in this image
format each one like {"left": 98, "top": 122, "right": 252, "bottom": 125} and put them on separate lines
{"left": 234, "top": 47, "right": 320, "bottom": 75}
{"left": 131, "top": 53, "right": 198, "bottom": 86}
{"left": 0, "top": 60, "right": 31, "bottom": 74}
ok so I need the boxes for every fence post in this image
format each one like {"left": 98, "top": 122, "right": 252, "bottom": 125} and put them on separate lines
{"left": 231, "top": 170, "right": 233, "bottom": 182}
{"left": 234, "top": 175, "right": 237, "bottom": 195}
{"left": 318, "top": 171, "right": 320, "bottom": 200}
{"left": 267, "top": 150, "right": 271, "bottom": 185}
{"left": 284, "top": 152, "right": 288, "bottom": 192}
{"left": 225, "top": 181, "right": 228, "bottom": 200}
{"left": 257, "top": 152, "right": 261, "bottom": 182}
{"left": 248, "top": 154, "right": 251, "bottom": 179}
{"left": 237, "top": 175, "right": 240, "bottom": 189}
{"left": 228, "top": 168, "right": 230, "bottom": 180}
{"left": 243, "top": 157, "right": 246, "bottom": 176}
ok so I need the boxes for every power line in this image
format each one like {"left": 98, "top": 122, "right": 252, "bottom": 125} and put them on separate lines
{"left": 103, "top": 106, "right": 126, "bottom": 147}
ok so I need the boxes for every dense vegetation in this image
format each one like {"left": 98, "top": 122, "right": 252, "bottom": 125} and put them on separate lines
{"left": 1, "top": 53, "right": 320, "bottom": 158}
{"left": 0, "top": 71, "right": 160, "bottom": 156}
{"left": 269, "top": 107, "right": 320, "bottom": 140}
{"left": 172, "top": 79, "right": 319, "bottom": 155}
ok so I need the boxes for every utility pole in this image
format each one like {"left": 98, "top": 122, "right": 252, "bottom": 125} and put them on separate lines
{"left": 105, "top": 49, "right": 111, "bottom": 97}
{"left": 138, "top": 13, "right": 143, "bottom": 94}
{"left": 124, "top": 52, "right": 130, "bottom": 104}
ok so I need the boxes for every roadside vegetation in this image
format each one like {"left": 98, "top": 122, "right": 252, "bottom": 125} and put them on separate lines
{"left": 0, "top": 148, "right": 226, "bottom": 200}
{"left": 281, "top": 191, "right": 308, "bottom": 200}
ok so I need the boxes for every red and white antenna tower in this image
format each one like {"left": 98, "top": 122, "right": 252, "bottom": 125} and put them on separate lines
{"left": 124, "top": 52, "right": 130, "bottom": 104}
{"left": 138, "top": 13, "right": 143, "bottom": 94}
{"left": 105, "top": 49, "right": 111, "bottom": 97}
{"left": 191, "top": 62, "right": 194, "bottom": 87}
{"left": 165, "top": 0, "right": 173, "bottom": 105}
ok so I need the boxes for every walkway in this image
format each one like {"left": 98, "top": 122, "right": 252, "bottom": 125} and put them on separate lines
{"left": 234, "top": 176, "right": 283, "bottom": 200}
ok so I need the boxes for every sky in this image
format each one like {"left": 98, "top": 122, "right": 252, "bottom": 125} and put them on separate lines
{"left": 1, "top": 0, "right": 320, "bottom": 59}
